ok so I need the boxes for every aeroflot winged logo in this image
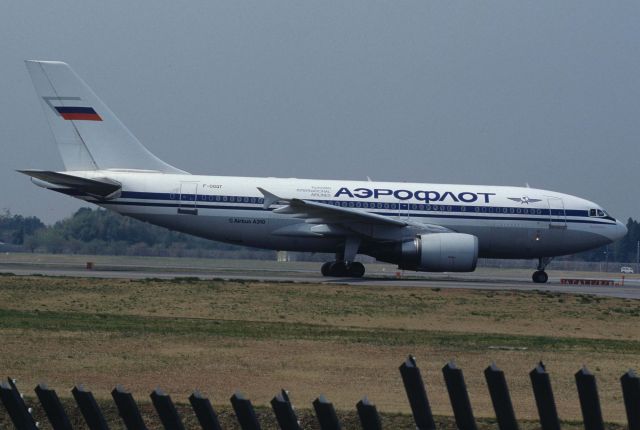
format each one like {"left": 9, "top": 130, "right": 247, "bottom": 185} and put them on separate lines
{"left": 508, "top": 196, "right": 542, "bottom": 204}
{"left": 42, "top": 96, "right": 102, "bottom": 121}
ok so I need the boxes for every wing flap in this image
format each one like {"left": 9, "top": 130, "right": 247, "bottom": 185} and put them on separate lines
{"left": 257, "top": 187, "right": 451, "bottom": 240}
{"left": 258, "top": 187, "right": 390, "bottom": 226}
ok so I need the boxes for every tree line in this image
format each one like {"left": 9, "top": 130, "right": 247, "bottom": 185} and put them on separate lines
{"left": 0, "top": 208, "right": 274, "bottom": 259}
{"left": 0, "top": 208, "right": 638, "bottom": 262}
{"left": 578, "top": 217, "right": 639, "bottom": 263}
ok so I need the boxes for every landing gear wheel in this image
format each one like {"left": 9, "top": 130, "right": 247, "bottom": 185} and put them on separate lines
{"left": 532, "top": 270, "right": 548, "bottom": 284}
{"left": 329, "top": 261, "right": 348, "bottom": 277}
{"left": 347, "top": 262, "right": 365, "bottom": 278}
{"left": 321, "top": 261, "right": 366, "bottom": 277}
{"left": 321, "top": 262, "right": 332, "bottom": 276}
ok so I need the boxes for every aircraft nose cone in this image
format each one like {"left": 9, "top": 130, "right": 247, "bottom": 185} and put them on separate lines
{"left": 613, "top": 220, "right": 628, "bottom": 241}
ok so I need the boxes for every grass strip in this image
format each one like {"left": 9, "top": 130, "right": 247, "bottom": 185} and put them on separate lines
{"left": 1, "top": 308, "right": 639, "bottom": 353}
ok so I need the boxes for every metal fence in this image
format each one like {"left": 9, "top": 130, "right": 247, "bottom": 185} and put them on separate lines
{"left": 2, "top": 356, "right": 639, "bottom": 430}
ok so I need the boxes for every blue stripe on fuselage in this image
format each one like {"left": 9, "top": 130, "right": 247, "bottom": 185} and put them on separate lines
{"left": 55, "top": 189, "right": 616, "bottom": 225}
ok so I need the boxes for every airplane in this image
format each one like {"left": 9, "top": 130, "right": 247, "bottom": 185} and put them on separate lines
{"left": 19, "top": 60, "right": 628, "bottom": 283}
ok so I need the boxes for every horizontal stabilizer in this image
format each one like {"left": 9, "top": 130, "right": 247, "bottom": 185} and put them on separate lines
{"left": 17, "top": 170, "right": 121, "bottom": 199}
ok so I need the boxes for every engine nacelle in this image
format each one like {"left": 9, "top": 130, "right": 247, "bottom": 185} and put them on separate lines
{"left": 399, "top": 233, "right": 479, "bottom": 272}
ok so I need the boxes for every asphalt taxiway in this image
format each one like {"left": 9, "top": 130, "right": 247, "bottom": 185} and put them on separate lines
{"left": 1, "top": 255, "right": 639, "bottom": 299}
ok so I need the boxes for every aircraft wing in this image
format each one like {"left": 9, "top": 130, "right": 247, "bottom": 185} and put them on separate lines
{"left": 258, "top": 187, "right": 450, "bottom": 238}
{"left": 18, "top": 170, "right": 121, "bottom": 199}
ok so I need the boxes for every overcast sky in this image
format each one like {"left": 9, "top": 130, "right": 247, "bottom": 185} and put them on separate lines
{"left": 1, "top": 1, "right": 638, "bottom": 224}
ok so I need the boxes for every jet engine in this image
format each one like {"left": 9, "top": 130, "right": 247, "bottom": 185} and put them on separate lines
{"left": 368, "top": 232, "right": 479, "bottom": 272}
{"left": 398, "top": 233, "right": 478, "bottom": 272}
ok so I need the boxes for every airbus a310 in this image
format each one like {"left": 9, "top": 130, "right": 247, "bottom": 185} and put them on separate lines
{"left": 20, "top": 61, "right": 627, "bottom": 283}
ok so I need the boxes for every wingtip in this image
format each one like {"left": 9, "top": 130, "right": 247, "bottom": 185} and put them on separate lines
{"left": 25, "top": 59, "right": 68, "bottom": 66}
{"left": 16, "top": 169, "right": 44, "bottom": 175}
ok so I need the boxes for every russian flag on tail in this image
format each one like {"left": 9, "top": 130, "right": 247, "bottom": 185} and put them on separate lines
{"left": 55, "top": 106, "right": 102, "bottom": 121}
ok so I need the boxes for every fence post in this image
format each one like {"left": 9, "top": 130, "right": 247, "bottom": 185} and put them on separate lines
{"left": 230, "top": 392, "right": 262, "bottom": 430}
{"left": 529, "top": 362, "right": 560, "bottom": 430}
{"left": 0, "top": 380, "right": 38, "bottom": 430}
{"left": 271, "top": 389, "right": 301, "bottom": 430}
{"left": 189, "top": 391, "right": 222, "bottom": 430}
{"left": 356, "top": 397, "right": 382, "bottom": 430}
{"left": 35, "top": 383, "right": 73, "bottom": 430}
{"left": 111, "top": 385, "right": 148, "bottom": 430}
{"left": 484, "top": 363, "right": 518, "bottom": 430}
{"left": 621, "top": 370, "right": 640, "bottom": 430}
{"left": 399, "top": 355, "right": 436, "bottom": 430}
{"left": 150, "top": 388, "right": 185, "bottom": 430}
{"left": 72, "top": 385, "right": 110, "bottom": 430}
{"left": 575, "top": 367, "right": 604, "bottom": 430}
{"left": 312, "top": 395, "right": 342, "bottom": 430}
{"left": 442, "top": 361, "right": 477, "bottom": 430}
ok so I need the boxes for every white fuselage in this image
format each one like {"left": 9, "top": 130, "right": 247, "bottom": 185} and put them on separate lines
{"left": 61, "top": 170, "right": 626, "bottom": 260}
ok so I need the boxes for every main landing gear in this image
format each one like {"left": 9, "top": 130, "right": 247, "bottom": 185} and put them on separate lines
{"left": 321, "top": 236, "right": 365, "bottom": 278}
{"left": 321, "top": 261, "right": 365, "bottom": 277}
{"left": 532, "top": 257, "right": 553, "bottom": 283}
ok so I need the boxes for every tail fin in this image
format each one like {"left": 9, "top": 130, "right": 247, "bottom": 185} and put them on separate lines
{"left": 25, "top": 60, "right": 186, "bottom": 173}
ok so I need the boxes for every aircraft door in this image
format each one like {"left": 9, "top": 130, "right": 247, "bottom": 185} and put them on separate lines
{"left": 398, "top": 201, "right": 410, "bottom": 220}
{"left": 178, "top": 182, "right": 199, "bottom": 215}
{"left": 547, "top": 197, "right": 566, "bottom": 229}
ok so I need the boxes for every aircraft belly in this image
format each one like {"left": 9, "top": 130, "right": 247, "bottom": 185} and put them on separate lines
{"left": 121, "top": 209, "right": 341, "bottom": 252}
{"left": 438, "top": 220, "right": 607, "bottom": 259}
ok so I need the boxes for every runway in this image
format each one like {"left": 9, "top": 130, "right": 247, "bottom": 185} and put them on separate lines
{"left": 1, "top": 254, "right": 639, "bottom": 299}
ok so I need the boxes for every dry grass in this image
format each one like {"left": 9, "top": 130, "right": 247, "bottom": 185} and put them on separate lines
{"left": 1, "top": 275, "right": 638, "bottom": 340}
{"left": 0, "top": 274, "right": 638, "bottom": 428}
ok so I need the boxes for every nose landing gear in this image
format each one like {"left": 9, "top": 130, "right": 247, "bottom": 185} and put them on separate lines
{"left": 532, "top": 270, "right": 548, "bottom": 283}
{"left": 532, "top": 257, "right": 553, "bottom": 283}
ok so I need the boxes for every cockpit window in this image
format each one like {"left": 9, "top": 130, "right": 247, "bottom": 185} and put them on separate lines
{"left": 589, "top": 208, "right": 609, "bottom": 218}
